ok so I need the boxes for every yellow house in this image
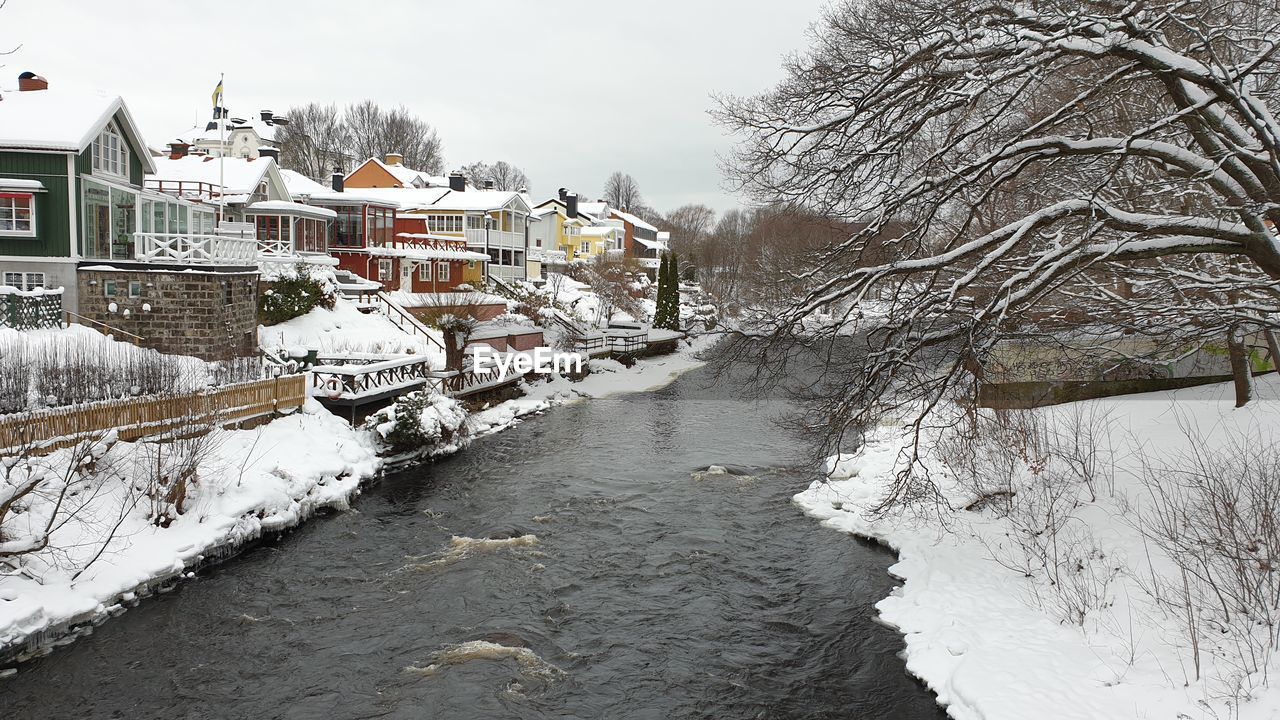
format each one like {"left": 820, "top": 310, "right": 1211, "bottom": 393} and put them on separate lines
{"left": 531, "top": 195, "right": 623, "bottom": 264}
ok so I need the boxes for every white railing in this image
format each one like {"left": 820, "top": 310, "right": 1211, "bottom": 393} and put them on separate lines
{"left": 257, "top": 236, "right": 293, "bottom": 257}
{"left": 464, "top": 228, "right": 525, "bottom": 249}
{"left": 531, "top": 249, "right": 567, "bottom": 263}
{"left": 637, "top": 257, "right": 661, "bottom": 269}
{"left": 134, "top": 232, "right": 258, "bottom": 265}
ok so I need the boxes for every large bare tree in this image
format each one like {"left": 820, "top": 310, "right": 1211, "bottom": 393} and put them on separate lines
{"left": 461, "top": 160, "right": 531, "bottom": 191}
{"left": 276, "top": 102, "right": 350, "bottom": 181}
{"left": 716, "top": 0, "right": 1280, "bottom": 508}
{"left": 279, "top": 101, "right": 446, "bottom": 178}
{"left": 603, "top": 171, "right": 645, "bottom": 211}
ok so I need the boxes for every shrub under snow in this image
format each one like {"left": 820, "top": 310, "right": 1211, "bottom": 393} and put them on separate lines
{"left": 364, "top": 390, "right": 470, "bottom": 457}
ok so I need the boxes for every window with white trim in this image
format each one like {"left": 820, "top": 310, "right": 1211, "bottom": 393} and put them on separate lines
{"left": 0, "top": 193, "right": 35, "bottom": 236}
{"left": 2, "top": 271, "right": 43, "bottom": 290}
{"left": 436, "top": 262, "right": 450, "bottom": 282}
{"left": 418, "top": 262, "right": 432, "bottom": 282}
{"left": 428, "top": 215, "right": 463, "bottom": 233}
{"left": 378, "top": 258, "right": 393, "bottom": 281}
{"left": 92, "top": 121, "right": 130, "bottom": 177}
{"left": 465, "top": 215, "right": 484, "bottom": 230}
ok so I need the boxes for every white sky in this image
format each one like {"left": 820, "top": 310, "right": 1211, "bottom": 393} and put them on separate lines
{"left": 0, "top": 0, "right": 828, "bottom": 215}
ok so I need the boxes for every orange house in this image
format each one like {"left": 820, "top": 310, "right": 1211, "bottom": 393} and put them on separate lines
{"left": 345, "top": 154, "right": 446, "bottom": 189}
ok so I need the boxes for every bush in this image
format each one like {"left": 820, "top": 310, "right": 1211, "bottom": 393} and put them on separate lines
{"left": 364, "top": 390, "right": 470, "bottom": 457}
{"left": 258, "top": 264, "right": 337, "bottom": 326}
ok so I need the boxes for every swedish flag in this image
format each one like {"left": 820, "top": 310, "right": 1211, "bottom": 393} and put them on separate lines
{"left": 211, "top": 78, "right": 223, "bottom": 110}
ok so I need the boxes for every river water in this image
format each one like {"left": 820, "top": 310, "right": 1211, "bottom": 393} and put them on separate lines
{"left": 2, "top": 362, "right": 943, "bottom": 719}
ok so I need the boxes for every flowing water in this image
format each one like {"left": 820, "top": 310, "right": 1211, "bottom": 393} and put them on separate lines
{"left": 1, "top": 361, "right": 944, "bottom": 719}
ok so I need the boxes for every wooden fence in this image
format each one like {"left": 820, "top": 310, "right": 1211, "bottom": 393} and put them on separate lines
{"left": 0, "top": 375, "right": 307, "bottom": 456}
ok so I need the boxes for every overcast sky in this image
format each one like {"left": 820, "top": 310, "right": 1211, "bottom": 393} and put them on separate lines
{"left": 1, "top": 0, "right": 828, "bottom": 215}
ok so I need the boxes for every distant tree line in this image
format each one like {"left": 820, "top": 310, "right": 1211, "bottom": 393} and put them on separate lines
{"left": 277, "top": 101, "right": 445, "bottom": 180}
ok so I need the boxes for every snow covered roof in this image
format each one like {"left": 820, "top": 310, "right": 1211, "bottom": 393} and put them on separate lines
{"left": 175, "top": 111, "right": 279, "bottom": 146}
{"left": 581, "top": 226, "right": 620, "bottom": 237}
{"left": 388, "top": 291, "right": 508, "bottom": 308}
{"left": 279, "top": 169, "right": 329, "bottom": 196}
{"left": 611, "top": 208, "right": 658, "bottom": 232}
{"left": 636, "top": 237, "right": 667, "bottom": 251}
{"left": 0, "top": 88, "right": 157, "bottom": 173}
{"left": 579, "top": 200, "right": 610, "bottom": 218}
{"left": 247, "top": 200, "right": 337, "bottom": 220}
{"left": 345, "top": 186, "right": 450, "bottom": 211}
{"left": 365, "top": 245, "right": 491, "bottom": 262}
{"left": 0, "top": 178, "right": 46, "bottom": 192}
{"left": 148, "top": 155, "right": 282, "bottom": 198}
{"left": 426, "top": 189, "right": 532, "bottom": 213}
{"left": 349, "top": 157, "right": 448, "bottom": 188}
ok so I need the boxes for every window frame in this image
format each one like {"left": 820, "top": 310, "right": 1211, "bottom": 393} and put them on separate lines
{"left": 0, "top": 193, "right": 37, "bottom": 237}
{"left": 436, "top": 261, "right": 450, "bottom": 282}
{"left": 418, "top": 262, "right": 432, "bottom": 282}
{"left": 92, "top": 121, "right": 131, "bottom": 179}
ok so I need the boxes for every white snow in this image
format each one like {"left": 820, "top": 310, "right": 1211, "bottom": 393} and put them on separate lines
{"left": 0, "top": 401, "right": 379, "bottom": 654}
{"left": 795, "top": 377, "right": 1280, "bottom": 720}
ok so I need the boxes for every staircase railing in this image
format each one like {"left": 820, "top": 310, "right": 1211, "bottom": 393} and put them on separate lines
{"left": 374, "top": 291, "right": 445, "bottom": 351}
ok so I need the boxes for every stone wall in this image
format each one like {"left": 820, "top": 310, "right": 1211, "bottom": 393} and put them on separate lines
{"left": 76, "top": 265, "right": 259, "bottom": 361}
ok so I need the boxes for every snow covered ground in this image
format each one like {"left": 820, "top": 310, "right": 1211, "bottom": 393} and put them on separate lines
{"left": 469, "top": 334, "right": 717, "bottom": 436}
{"left": 258, "top": 296, "right": 446, "bottom": 364}
{"left": 796, "top": 377, "right": 1280, "bottom": 719}
{"left": 0, "top": 402, "right": 379, "bottom": 665}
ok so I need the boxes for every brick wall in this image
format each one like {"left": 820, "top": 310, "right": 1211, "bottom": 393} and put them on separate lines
{"left": 76, "top": 267, "right": 259, "bottom": 361}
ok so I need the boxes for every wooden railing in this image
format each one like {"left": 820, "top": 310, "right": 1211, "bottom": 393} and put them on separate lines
{"left": 134, "top": 232, "right": 257, "bottom": 265}
{"left": 310, "top": 355, "right": 437, "bottom": 399}
{"left": 0, "top": 375, "right": 306, "bottom": 456}
{"left": 373, "top": 291, "right": 446, "bottom": 350}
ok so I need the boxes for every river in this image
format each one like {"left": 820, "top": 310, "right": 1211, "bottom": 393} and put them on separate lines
{"left": 1, "top": 360, "right": 944, "bottom": 719}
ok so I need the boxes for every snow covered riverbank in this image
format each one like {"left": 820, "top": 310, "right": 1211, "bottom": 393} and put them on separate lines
{"left": 796, "top": 377, "right": 1280, "bottom": 719}
{"left": 0, "top": 335, "right": 714, "bottom": 669}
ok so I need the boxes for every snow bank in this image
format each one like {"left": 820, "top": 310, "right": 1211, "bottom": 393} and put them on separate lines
{"left": 795, "top": 377, "right": 1280, "bottom": 719}
{"left": 258, "top": 295, "right": 445, "bottom": 364}
{"left": 468, "top": 334, "right": 717, "bottom": 436}
{"left": 0, "top": 401, "right": 379, "bottom": 662}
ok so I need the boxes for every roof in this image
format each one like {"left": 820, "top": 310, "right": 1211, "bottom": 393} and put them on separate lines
{"left": 611, "top": 208, "right": 658, "bottom": 232}
{"left": 147, "top": 155, "right": 280, "bottom": 198}
{"left": 425, "top": 189, "right": 532, "bottom": 213}
{"left": 347, "top": 186, "right": 450, "bottom": 211}
{"left": 0, "top": 178, "right": 46, "bottom": 192}
{"left": 0, "top": 88, "right": 157, "bottom": 173}
{"left": 279, "top": 169, "right": 329, "bottom": 196}
{"left": 365, "top": 245, "right": 491, "bottom": 262}
{"left": 636, "top": 237, "right": 668, "bottom": 251}
{"left": 348, "top": 157, "right": 448, "bottom": 188}
{"left": 578, "top": 200, "right": 610, "bottom": 218}
{"left": 247, "top": 200, "right": 337, "bottom": 220}
{"left": 175, "top": 111, "right": 279, "bottom": 146}
{"left": 581, "top": 226, "right": 620, "bottom": 237}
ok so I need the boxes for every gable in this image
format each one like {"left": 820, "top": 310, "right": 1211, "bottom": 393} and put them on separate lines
{"left": 345, "top": 158, "right": 403, "bottom": 189}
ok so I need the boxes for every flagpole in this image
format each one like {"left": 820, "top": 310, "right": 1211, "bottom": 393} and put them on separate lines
{"left": 217, "top": 73, "right": 225, "bottom": 230}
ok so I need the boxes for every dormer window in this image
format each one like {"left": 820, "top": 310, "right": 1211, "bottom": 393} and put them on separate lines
{"left": 92, "top": 121, "right": 130, "bottom": 178}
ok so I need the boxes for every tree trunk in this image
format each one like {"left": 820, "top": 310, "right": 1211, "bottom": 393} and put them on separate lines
{"left": 1227, "top": 325, "right": 1253, "bottom": 408}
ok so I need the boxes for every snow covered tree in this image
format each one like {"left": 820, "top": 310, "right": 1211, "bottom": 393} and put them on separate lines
{"left": 716, "top": 0, "right": 1280, "bottom": 506}
{"left": 654, "top": 253, "right": 672, "bottom": 328}
{"left": 654, "top": 252, "right": 682, "bottom": 331}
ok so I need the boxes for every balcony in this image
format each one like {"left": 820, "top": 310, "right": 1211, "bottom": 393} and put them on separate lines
{"left": 531, "top": 249, "right": 567, "bottom": 263}
{"left": 134, "top": 232, "right": 258, "bottom": 265}
{"left": 464, "top": 228, "right": 525, "bottom": 249}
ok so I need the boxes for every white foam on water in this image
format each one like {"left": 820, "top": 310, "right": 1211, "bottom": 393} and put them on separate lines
{"left": 403, "top": 640, "right": 564, "bottom": 681}
{"left": 404, "top": 534, "right": 540, "bottom": 571}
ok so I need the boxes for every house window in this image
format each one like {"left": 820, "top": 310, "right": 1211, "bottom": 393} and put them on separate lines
{"left": 581, "top": 241, "right": 590, "bottom": 254}
{"left": 418, "top": 262, "right": 432, "bottom": 282}
{"left": 129, "top": 280, "right": 142, "bottom": 298}
{"left": 81, "top": 178, "right": 138, "bottom": 260}
{"left": 514, "top": 251, "right": 524, "bottom": 267}
{"left": 2, "top": 271, "right": 43, "bottom": 290}
{"left": 92, "top": 121, "right": 130, "bottom": 178}
{"left": 103, "top": 280, "right": 117, "bottom": 296}
{"left": 436, "top": 262, "right": 450, "bottom": 282}
{"left": 428, "top": 215, "right": 463, "bottom": 233}
{"left": 534, "top": 236, "right": 543, "bottom": 248}
{"left": 378, "top": 259, "right": 393, "bottom": 281}
{"left": 0, "top": 193, "right": 35, "bottom": 236}
{"left": 466, "top": 215, "right": 484, "bottom": 230}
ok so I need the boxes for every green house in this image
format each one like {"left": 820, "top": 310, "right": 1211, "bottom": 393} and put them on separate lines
{"left": 0, "top": 77, "right": 216, "bottom": 315}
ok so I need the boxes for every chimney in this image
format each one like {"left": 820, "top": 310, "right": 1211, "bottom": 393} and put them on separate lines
{"left": 258, "top": 147, "right": 279, "bottom": 161}
{"left": 168, "top": 141, "right": 191, "bottom": 160}
{"left": 558, "top": 187, "right": 568, "bottom": 203}
{"left": 385, "top": 152, "right": 404, "bottom": 166}
{"left": 331, "top": 166, "right": 345, "bottom": 192}
{"left": 18, "top": 72, "right": 48, "bottom": 91}
{"left": 482, "top": 179, "right": 495, "bottom": 190}
{"left": 448, "top": 171, "right": 466, "bottom": 192}
{"left": 517, "top": 186, "right": 527, "bottom": 194}
{"left": 566, "top": 193, "right": 579, "bottom": 219}
{"left": 260, "top": 109, "right": 274, "bottom": 125}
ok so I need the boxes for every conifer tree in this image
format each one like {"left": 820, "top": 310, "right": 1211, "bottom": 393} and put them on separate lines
{"left": 654, "top": 253, "right": 671, "bottom": 328}
{"left": 667, "top": 253, "right": 682, "bottom": 330}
